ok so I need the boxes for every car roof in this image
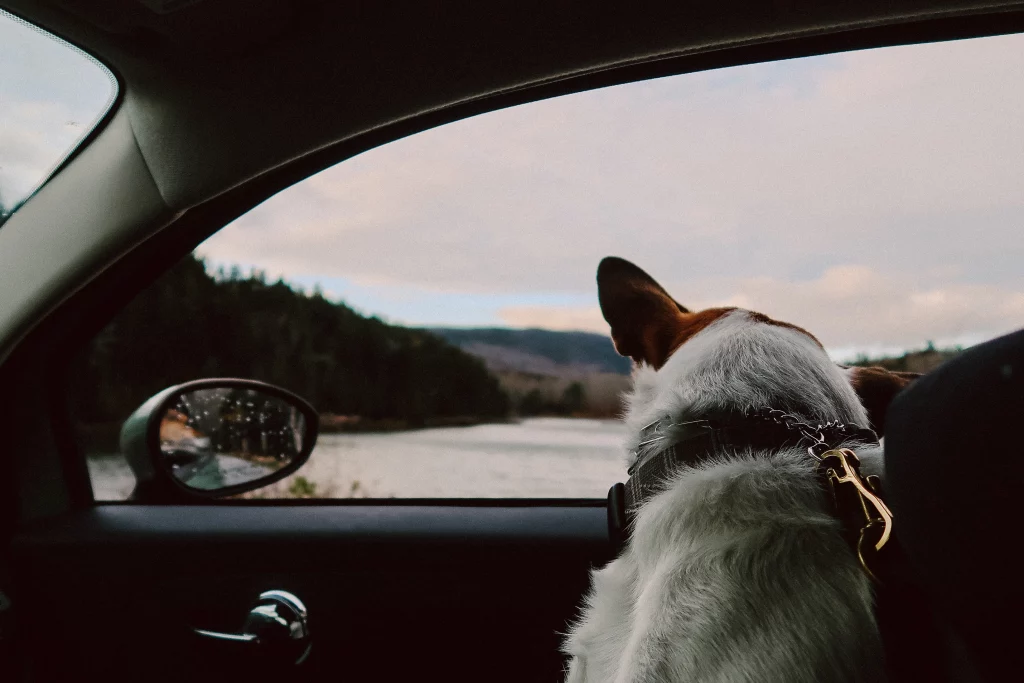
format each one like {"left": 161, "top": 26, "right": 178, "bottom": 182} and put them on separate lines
{"left": 6, "top": 0, "right": 1024, "bottom": 211}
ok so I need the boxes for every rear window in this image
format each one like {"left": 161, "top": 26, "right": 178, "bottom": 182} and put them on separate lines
{"left": 0, "top": 10, "right": 117, "bottom": 225}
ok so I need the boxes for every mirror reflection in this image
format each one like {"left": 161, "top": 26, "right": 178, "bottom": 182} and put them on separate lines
{"left": 159, "top": 387, "right": 307, "bottom": 491}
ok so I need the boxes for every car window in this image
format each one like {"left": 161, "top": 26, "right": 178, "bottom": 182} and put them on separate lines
{"left": 0, "top": 10, "right": 118, "bottom": 225}
{"left": 73, "top": 32, "right": 1024, "bottom": 501}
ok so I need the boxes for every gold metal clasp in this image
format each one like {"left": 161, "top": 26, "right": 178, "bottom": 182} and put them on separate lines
{"left": 818, "top": 448, "right": 893, "bottom": 582}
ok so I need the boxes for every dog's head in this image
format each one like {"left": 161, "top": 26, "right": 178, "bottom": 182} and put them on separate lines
{"left": 597, "top": 256, "right": 918, "bottom": 436}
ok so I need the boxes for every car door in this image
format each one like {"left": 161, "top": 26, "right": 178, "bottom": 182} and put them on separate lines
{"left": 4, "top": 3, "right": 1024, "bottom": 683}
{"left": 0, "top": 8, "right": 618, "bottom": 681}
{"left": 11, "top": 506, "right": 609, "bottom": 682}
{"left": 2, "top": 159, "right": 614, "bottom": 681}
{"left": 4, "top": 243, "right": 614, "bottom": 683}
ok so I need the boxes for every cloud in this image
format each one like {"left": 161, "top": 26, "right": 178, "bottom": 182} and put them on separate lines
{"left": 498, "top": 264, "right": 1024, "bottom": 358}
{"left": 499, "top": 305, "right": 607, "bottom": 333}
{"left": 193, "top": 32, "right": 1024, "bottom": 352}
{"left": 1, "top": 101, "right": 80, "bottom": 201}
{"left": 708, "top": 266, "right": 1024, "bottom": 350}
{"left": 1, "top": 14, "right": 116, "bottom": 206}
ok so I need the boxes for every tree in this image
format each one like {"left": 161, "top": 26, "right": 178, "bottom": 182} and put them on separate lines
{"left": 519, "top": 389, "right": 546, "bottom": 416}
{"left": 68, "top": 254, "right": 510, "bottom": 431}
{"left": 561, "top": 382, "right": 585, "bottom": 414}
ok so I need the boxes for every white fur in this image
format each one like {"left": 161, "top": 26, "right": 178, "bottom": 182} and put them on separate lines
{"left": 563, "top": 310, "right": 886, "bottom": 683}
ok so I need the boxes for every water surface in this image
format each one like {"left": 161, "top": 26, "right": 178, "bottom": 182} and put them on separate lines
{"left": 88, "top": 417, "right": 629, "bottom": 500}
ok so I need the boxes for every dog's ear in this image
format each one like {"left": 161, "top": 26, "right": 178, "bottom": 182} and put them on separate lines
{"left": 847, "top": 366, "right": 922, "bottom": 436}
{"left": 597, "top": 257, "right": 690, "bottom": 368}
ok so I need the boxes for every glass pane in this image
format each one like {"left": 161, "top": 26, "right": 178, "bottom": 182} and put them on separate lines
{"left": 161, "top": 387, "right": 306, "bottom": 492}
{"left": 0, "top": 10, "right": 118, "bottom": 224}
{"left": 74, "top": 32, "right": 1024, "bottom": 500}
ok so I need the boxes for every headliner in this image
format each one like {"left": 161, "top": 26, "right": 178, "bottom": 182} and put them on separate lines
{"left": 5, "top": 0, "right": 1024, "bottom": 211}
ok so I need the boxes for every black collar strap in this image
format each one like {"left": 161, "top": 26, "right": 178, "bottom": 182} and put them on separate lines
{"left": 608, "top": 408, "right": 886, "bottom": 585}
{"left": 619, "top": 410, "right": 879, "bottom": 516}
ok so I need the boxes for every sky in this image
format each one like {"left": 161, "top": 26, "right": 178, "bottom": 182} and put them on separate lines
{"left": 0, "top": 10, "right": 116, "bottom": 210}
{"left": 4, "top": 11, "right": 1023, "bottom": 361}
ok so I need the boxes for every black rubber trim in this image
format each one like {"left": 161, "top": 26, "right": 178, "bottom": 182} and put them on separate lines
{"left": 14, "top": 504, "right": 611, "bottom": 546}
{"left": 95, "top": 497, "right": 609, "bottom": 507}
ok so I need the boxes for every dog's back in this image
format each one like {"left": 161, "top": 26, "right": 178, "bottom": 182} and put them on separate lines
{"left": 564, "top": 258, "right": 913, "bottom": 683}
{"left": 564, "top": 448, "right": 885, "bottom": 682}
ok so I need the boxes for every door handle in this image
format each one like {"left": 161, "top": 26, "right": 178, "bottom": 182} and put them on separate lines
{"left": 195, "top": 590, "right": 311, "bottom": 664}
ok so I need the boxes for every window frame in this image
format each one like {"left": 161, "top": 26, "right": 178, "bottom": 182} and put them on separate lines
{"left": 33, "top": 15, "right": 1024, "bottom": 507}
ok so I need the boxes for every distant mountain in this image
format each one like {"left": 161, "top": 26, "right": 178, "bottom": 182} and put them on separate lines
{"left": 429, "top": 327, "right": 631, "bottom": 418}
{"left": 430, "top": 328, "right": 630, "bottom": 377}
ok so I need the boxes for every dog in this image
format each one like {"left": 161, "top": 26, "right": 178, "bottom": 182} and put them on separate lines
{"left": 562, "top": 257, "right": 917, "bottom": 683}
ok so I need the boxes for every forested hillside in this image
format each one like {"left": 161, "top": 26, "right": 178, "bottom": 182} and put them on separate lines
{"left": 68, "top": 255, "right": 509, "bottom": 431}
{"left": 432, "top": 327, "right": 631, "bottom": 417}
{"left": 433, "top": 327, "right": 630, "bottom": 375}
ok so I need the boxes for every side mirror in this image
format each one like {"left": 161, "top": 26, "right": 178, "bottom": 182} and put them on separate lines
{"left": 120, "top": 379, "right": 318, "bottom": 501}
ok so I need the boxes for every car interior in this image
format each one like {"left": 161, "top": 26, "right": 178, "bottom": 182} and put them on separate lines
{"left": 2, "top": 1, "right": 1023, "bottom": 681}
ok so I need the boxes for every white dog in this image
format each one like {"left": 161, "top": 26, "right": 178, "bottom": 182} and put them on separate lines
{"left": 562, "top": 257, "right": 915, "bottom": 683}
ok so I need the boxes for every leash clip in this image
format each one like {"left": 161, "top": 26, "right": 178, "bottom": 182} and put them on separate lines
{"left": 806, "top": 436, "right": 831, "bottom": 460}
{"left": 817, "top": 448, "right": 893, "bottom": 582}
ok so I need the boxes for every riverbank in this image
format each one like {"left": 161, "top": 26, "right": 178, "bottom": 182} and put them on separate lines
{"left": 76, "top": 411, "right": 619, "bottom": 451}
{"left": 315, "top": 411, "right": 619, "bottom": 433}
{"left": 318, "top": 413, "right": 512, "bottom": 433}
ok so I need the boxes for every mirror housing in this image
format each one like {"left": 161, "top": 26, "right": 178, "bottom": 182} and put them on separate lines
{"left": 120, "top": 379, "right": 318, "bottom": 502}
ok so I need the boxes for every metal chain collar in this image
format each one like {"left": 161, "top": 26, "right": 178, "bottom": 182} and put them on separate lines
{"left": 749, "top": 407, "right": 857, "bottom": 459}
{"left": 749, "top": 407, "right": 894, "bottom": 582}
{"left": 630, "top": 408, "right": 871, "bottom": 471}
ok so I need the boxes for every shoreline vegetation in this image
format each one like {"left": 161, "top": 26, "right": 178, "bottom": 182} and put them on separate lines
{"left": 317, "top": 409, "right": 623, "bottom": 434}
{"left": 845, "top": 341, "right": 961, "bottom": 374}
{"left": 315, "top": 342, "right": 963, "bottom": 432}
{"left": 318, "top": 413, "right": 511, "bottom": 433}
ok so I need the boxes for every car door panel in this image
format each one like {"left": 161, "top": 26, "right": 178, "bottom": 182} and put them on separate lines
{"left": 12, "top": 504, "right": 611, "bottom": 682}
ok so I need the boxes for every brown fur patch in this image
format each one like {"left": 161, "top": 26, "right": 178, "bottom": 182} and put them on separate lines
{"left": 647, "top": 307, "right": 737, "bottom": 369}
{"left": 607, "top": 285, "right": 689, "bottom": 366}
{"left": 746, "top": 311, "right": 824, "bottom": 349}
{"left": 848, "top": 366, "right": 922, "bottom": 435}
{"left": 650, "top": 309, "right": 822, "bottom": 369}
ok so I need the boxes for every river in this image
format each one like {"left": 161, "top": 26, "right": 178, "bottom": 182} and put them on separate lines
{"left": 87, "top": 417, "right": 630, "bottom": 500}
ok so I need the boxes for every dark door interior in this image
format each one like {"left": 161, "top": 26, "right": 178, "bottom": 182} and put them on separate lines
{"left": 11, "top": 503, "right": 611, "bottom": 682}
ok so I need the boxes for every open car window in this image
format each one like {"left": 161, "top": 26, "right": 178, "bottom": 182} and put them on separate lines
{"left": 0, "top": 9, "right": 117, "bottom": 225}
{"left": 72, "top": 31, "right": 1024, "bottom": 501}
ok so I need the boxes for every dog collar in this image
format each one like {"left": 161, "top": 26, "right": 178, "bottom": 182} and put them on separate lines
{"left": 608, "top": 408, "right": 890, "bottom": 581}
{"left": 620, "top": 409, "right": 879, "bottom": 515}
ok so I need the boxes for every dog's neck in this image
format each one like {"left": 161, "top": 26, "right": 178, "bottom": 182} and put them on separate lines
{"left": 620, "top": 310, "right": 869, "bottom": 465}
